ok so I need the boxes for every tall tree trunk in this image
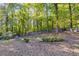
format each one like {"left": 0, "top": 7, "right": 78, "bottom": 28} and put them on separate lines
{"left": 74, "top": 4, "right": 78, "bottom": 32}
{"left": 45, "top": 3, "right": 49, "bottom": 32}
{"left": 12, "top": 13, "right": 14, "bottom": 32}
{"left": 36, "top": 9, "right": 39, "bottom": 32}
{"left": 54, "top": 3, "right": 59, "bottom": 33}
{"left": 25, "top": 8, "right": 29, "bottom": 34}
{"left": 5, "top": 4, "right": 8, "bottom": 32}
{"left": 69, "top": 3, "right": 73, "bottom": 32}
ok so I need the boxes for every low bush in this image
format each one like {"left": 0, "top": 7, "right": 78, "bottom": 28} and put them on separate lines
{"left": 0, "top": 31, "right": 16, "bottom": 40}
{"left": 0, "top": 32, "right": 2, "bottom": 36}
{"left": 22, "top": 38, "right": 31, "bottom": 43}
{"left": 42, "top": 36, "right": 64, "bottom": 42}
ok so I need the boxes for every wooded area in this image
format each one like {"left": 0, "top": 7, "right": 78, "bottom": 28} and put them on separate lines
{"left": 0, "top": 3, "right": 79, "bottom": 56}
{"left": 0, "top": 3, "right": 79, "bottom": 36}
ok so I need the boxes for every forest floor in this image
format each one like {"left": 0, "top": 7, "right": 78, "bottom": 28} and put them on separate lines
{"left": 0, "top": 32, "right": 79, "bottom": 56}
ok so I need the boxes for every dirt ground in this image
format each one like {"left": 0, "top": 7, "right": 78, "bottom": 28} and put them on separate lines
{"left": 0, "top": 32, "right": 79, "bottom": 56}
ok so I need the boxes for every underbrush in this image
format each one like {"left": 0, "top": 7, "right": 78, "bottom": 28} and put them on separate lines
{"left": 42, "top": 35, "right": 64, "bottom": 42}
{"left": 21, "top": 38, "right": 31, "bottom": 43}
{"left": 0, "top": 31, "right": 16, "bottom": 40}
{"left": 0, "top": 31, "right": 64, "bottom": 43}
{"left": 20, "top": 33, "right": 64, "bottom": 43}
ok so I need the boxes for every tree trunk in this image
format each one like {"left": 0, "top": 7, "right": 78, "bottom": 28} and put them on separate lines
{"left": 40, "top": 19, "right": 42, "bottom": 31}
{"left": 6, "top": 15, "right": 8, "bottom": 32}
{"left": 69, "top": 3, "right": 73, "bottom": 32}
{"left": 12, "top": 13, "right": 14, "bottom": 32}
{"left": 54, "top": 3, "right": 59, "bottom": 33}
{"left": 52, "top": 20, "right": 54, "bottom": 32}
{"left": 74, "top": 4, "right": 78, "bottom": 32}
{"left": 45, "top": 3, "right": 49, "bottom": 32}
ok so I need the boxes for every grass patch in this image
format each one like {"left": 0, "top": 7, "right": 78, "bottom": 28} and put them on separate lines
{"left": 42, "top": 35, "right": 64, "bottom": 42}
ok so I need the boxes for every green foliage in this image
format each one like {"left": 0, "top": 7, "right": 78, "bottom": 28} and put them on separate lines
{"left": 42, "top": 35, "right": 64, "bottom": 42}
{"left": 0, "top": 31, "right": 16, "bottom": 40}
{"left": 0, "top": 32, "right": 2, "bottom": 36}
{"left": 0, "top": 3, "right": 79, "bottom": 36}
{"left": 22, "top": 38, "right": 31, "bottom": 43}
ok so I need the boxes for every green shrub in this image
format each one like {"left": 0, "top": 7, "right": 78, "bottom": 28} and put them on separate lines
{"left": 0, "top": 36, "right": 3, "bottom": 40}
{"left": 0, "top": 31, "right": 16, "bottom": 40}
{"left": 3, "top": 36, "right": 9, "bottom": 40}
{"left": 42, "top": 36, "right": 64, "bottom": 42}
{"left": 23, "top": 38, "right": 31, "bottom": 43}
{"left": 0, "top": 32, "right": 2, "bottom": 36}
{"left": 42, "top": 37, "right": 53, "bottom": 42}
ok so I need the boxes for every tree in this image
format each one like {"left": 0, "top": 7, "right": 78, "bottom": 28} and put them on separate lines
{"left": 54, "top": 3, "right": 59, "bottom": 33}
{"left": 69, "top": 3, "right": 73, "bottom": 32}
{"left": 0, "top": 3, "right": 79, "bottom": 36}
